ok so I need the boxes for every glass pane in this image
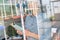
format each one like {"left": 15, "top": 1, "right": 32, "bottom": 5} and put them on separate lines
{"left": 4, "top": 0, "right": 10, "bottom": 4}
{"left": 11, "top": 0, "right": 15, "bottom": 5}
{"left": 0, "top": 5, "right": 4, "bottom": 16}
{"left": 0, "top": 5, "right": 5, "bottom": 40}
{"left": 24, "top": 1, "right": 40, "bottom": 14}
{"left": 0, "top": 6, "right": 2, "bottom": 16}
{"left": 12, "top": 5, "right": 16, "bottom": 16}
{"left": 0, "top": 0, "right": 3, "bottom": 3}
{"left": 5, "top": 5, "right": 11, "bottom": 16}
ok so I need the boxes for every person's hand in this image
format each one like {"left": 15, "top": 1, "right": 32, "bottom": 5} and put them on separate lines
{"left": 17, "top": 30, "right": 23, "bottom": 35}
{"left": 17, "top": 30, "right": 30, "bottom": 37}
{"left": 17, "top": 30, "right": 39, "bottom": 39}
{"left": 54, "top": 35, "right": 60, "bottom": 40}
{"left": 25, "top": 30, "right": 30, "bottom": 37}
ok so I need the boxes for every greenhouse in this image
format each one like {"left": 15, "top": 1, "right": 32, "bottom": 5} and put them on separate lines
{"left": 0, "top": 0, "right": 60, "bottom": 40}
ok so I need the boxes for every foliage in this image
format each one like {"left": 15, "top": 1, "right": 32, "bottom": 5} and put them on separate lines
{"left": 50, "top": 16, "right": 55, "bottom": 21}
{"left": 6, "top": 25, "right": 18, "bottom": 37}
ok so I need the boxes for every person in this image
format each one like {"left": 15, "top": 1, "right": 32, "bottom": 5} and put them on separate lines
{"left": 52, "top": 27, "right": 60, "bottom": 40}
{"left": 17, "top": 1, "right": 39, "bottom": 40}
{"left": 17, "top": 12, "right": 51, "bottom": 40}
{"left": 17, "top": 12, "right": 39, "bottom": 40}
{"left": 17, "top": 1, "right": 51, "bottom": 40}
{"left": 52, "top": 33, "right": 60, "bottom": 40}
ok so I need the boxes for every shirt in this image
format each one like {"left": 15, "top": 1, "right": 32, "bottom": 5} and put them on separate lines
{"left": 25, "top": 13, "right": 52, "bottom": 40}
{"left": 25, "top": 15, "right": 38, "bottom": 40}
{"left": 37, "top": 13, "right": 52, "bottom": 40}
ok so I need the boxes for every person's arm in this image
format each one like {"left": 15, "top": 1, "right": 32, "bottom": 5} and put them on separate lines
{"left": 17, "top": 30, "right": 39, "bottom": 39}
{"left": 28, "top": 31, "right": 39, "bottom": 39}
{"left": 17, "top": 16, "right": 39, "bottom": 39}
{"left": 53, "top": 33, "right": 60, "bottom": 40}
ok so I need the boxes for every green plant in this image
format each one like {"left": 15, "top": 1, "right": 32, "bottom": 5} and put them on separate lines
{"left": 6, "top": 25, "right": 18, "bottom": 37}
{"left": 50, "top": 16, "right": 55, "bottom": 21}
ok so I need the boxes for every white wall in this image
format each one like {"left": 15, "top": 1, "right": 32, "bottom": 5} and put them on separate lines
{"left": 42, "top": 0, "right": 52, "bottom": 18}
{"left": 53, "top": 2, "right": 60, "bottom": 13}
